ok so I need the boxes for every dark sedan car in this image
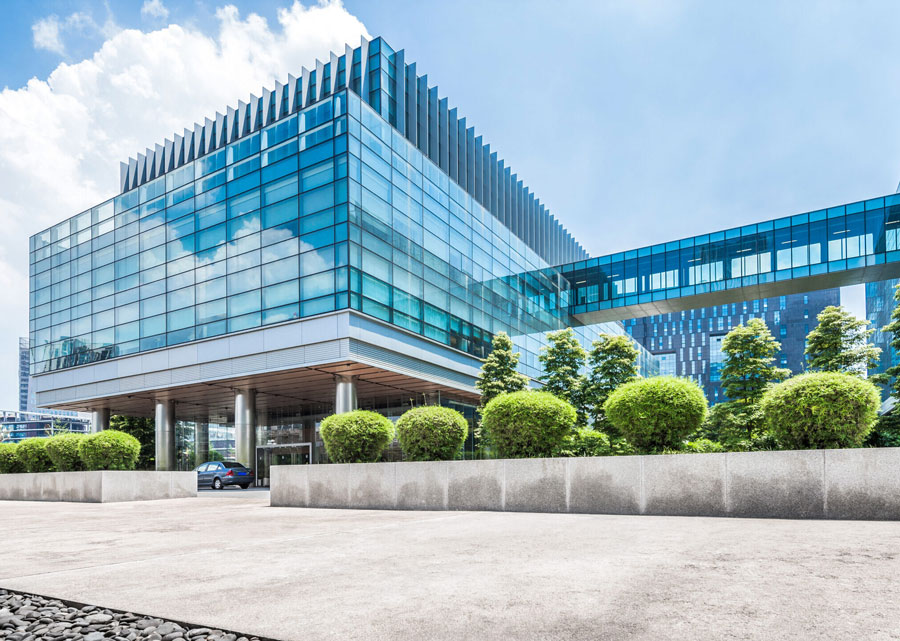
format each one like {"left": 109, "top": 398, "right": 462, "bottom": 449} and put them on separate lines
{"left": 197, "top": 461, "right": 255, "bottom": 489}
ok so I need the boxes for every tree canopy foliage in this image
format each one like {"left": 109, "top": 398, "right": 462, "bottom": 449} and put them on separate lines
{"left": 805, "top": 305, "right": 880, "bottom": 375}
{"left": 538, "top": 328, "right": 587, "bottom": 424}
{"left": 475, "top": 331, "right": 528, "bottom": 408}
{"left": 584, "top": 334, "right": 639, "bottom": 433}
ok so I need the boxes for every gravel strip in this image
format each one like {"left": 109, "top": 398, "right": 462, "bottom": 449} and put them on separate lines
{"left": 0, "top": 589, "right": 274, "bottom": 641}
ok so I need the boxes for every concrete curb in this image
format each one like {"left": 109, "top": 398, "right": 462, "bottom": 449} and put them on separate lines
{"left": 271, "top": 447, "right": 900, "bottom": 520}
{"left": 0, "top": 471, "right": 197, "bottom": 503}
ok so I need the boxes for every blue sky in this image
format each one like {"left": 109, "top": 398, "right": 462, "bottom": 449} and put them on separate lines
{"left": 1, "top": 0, "right": 897, "bottom": 408}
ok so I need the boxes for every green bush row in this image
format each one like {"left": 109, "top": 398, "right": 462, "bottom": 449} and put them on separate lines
{"left": 320, "top": 406, "right": 470, "bottom": 463}
{"left": 0, "top": 430, "right": 141, "bottom": 474}
{"left": 320, "top": 371, "right": 881, "bottom": 464}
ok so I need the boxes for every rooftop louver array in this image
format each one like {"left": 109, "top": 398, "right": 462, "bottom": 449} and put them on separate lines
{"left": 119, "top": 36, "right": 587, "bottom": 266}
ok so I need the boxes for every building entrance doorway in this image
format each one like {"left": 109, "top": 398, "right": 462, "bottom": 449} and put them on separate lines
{"left": 256, "top": 443, "right": 313, "bottom": 487}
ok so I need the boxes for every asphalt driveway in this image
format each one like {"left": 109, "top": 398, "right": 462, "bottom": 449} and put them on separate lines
{"left": 2, "top": 494, "right": 899, "bottom": 640}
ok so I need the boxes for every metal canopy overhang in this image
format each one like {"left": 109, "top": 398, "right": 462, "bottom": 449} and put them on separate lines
{"left": 42, "top": 360, "right": 480, "bottom": 421}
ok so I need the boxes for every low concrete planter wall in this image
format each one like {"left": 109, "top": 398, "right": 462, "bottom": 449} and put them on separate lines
{"left": 271, "top": 447, "right": 900, "bottom": 520}
{"left": 0, "top": 471, "right": 197, "bottom": 503}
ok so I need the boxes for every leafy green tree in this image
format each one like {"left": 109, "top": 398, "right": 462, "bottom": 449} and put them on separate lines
{"left": 475, "top": 331, "right": 528, "bottom": 408}
{"left": 700, "top": 400, "right": 767, "bottom": 449}
{"left": 539, "top": 328, "right": 587, "bottom": 424}
{"left": 804, "top": 305, "right": 880, "bottom": 375}
{"left": 584, "top": 334, "right": 639, "bottom": 432}
{"left": 109, "top": 415, "right": 155, "bottom": 470}
{"left": 720, "top": 318, "right": 790, "bottom": 439}
{"left": 875, "top": 283, "right": 900, "bottom": 398}
{"left": 866, "top": 412, "right": 900, "bottom": 448}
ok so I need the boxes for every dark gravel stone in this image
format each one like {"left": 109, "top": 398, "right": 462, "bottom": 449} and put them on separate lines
{"left": 0, "top": 590, "right": 272, "bottom": 641}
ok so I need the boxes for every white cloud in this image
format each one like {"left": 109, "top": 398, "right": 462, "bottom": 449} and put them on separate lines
{"left": 1, "top": 1, "right": 369, "bottom": 409}
{"left": 32, "top": 15, "right": 65, "bottom": 54}
{"left": 31, "top": 11, "right": 119, "bottom": 56}
{"left": 141, "top": 0, "right": 170, "bottom": 21}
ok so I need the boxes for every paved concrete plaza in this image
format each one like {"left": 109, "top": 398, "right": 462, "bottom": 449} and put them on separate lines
{"left": 2, "top": 493, "right": 899, "bottom": 641}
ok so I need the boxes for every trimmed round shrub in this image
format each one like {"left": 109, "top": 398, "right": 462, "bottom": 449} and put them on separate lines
{"left": 320, "top": 410, "right": 395, "bottom": 463}
{"left": 604, "top": 376, "right": 709, "bottom": 453}
{"left": 481, "top": 390, "right": 576, "bottom": 458}
{"left": 77, "top": 430, "right": 141, "bottom": 470}
{"left": 760, "top": 372, "right": 880, "bottom": 449}
{"left": 396, "top": 406, "right": 468, "bottom": 461}
{"left": 46, "top": 433, "right": 86, "bottom": 471}
{"left": 16, "top": 438, "right": 55, "bottom": 473}
{"left": 0, "top": 443, "right": 24, "bottom": 474}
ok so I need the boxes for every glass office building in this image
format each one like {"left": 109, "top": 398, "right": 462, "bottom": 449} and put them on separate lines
{"left": 33, "top": 36, "right": 899, "bottom": 476}
{"left": 0, "top": 409, "right": 89, "bottom": 443}
{"left": 29, "top": 36, "right": 651, "bottom": 477}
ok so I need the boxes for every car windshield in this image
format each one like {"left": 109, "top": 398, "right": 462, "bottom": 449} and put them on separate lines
{"left": 223, "top": 462, "right": 246, "bottom": 469}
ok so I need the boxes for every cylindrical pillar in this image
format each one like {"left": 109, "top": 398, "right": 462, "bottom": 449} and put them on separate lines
{"left": 154, "top": 399, "right": 176, "bottom": 471}
{"left": 335, "top": 375, "right": 357, "bottom": 414}
{"left": 90, "top": 407, "right": 110, "bottom": 433}
{"left": 195, "top": 420, "right": 209, "bottom": 467}
{"left": 234, "top": 389, "right": 257, "bottom": 468}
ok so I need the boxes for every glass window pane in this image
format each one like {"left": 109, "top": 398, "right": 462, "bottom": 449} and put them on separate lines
{"left": 263, "top": 281, "right": 299, "bottom": 309}
{"left": 301, "top": 271, "right": 334, "bottom": 300}
{"left": 262, "top": 255, "right": 299, "bottom": 285}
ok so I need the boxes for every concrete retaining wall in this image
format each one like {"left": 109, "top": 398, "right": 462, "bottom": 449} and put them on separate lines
{"left": 271, "top": 447, "right": 900, "bottom": 520}
{"left": 0, "top": 471, "right": 196, "bottom": 503}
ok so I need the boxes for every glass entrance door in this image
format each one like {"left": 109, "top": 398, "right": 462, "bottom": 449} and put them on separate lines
{"left": 256, "top": 443, "right": 313, "bottom": 486}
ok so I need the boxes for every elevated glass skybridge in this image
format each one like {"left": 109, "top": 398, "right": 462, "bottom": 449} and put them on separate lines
{"left": 556, "top": 193, "right": 900, "bottom": 323}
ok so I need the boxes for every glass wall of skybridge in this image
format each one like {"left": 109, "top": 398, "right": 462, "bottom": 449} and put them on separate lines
{"left": 562, "top": 194, "right": 900, "bottom": 323}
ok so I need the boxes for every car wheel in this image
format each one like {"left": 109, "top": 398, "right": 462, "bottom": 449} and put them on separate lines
{"left": 239, "top": 484, "right": 249, "bottom": 489}
{"left": 213, "top": 477, "right": 223, "bottom": 490}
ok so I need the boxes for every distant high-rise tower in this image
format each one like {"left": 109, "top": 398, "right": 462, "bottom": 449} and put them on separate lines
{"left": 866, "top": 278, "right": 899, "bottom": 400}
{"left": 18, "top": 337, "right": 34, "bottom": 412}
{"left": 626, "top": 289, "right": 840, "bottom": 404}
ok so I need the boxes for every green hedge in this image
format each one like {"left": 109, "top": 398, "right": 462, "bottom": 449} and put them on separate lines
{"left": 481, "top": 390, "right": 576, "bottom": 458}
{"left": 396, "top": 406, "right": 468, "bottom": 461}
{"left": 46, "top": 433, "right": 86, "bottom": 471}
{"left": 77, "top": 430, "right": 141, "bottom": 470}
{"left": 0, "top": 443, "right": 23, "bottom": 473}
{"left": 320, "top": 410, "right": 395, "bottom": 463}
{"left": 760, "top": 372, "right": 880, "bottom": 449}
{"left": 604, "top": 376, "right": 708, "bottom": 453}
{"left": 552, "top": 428, "right": 614, "bottom": 457}
{"left": 676, "top": 439, "right": 726, "bottom": 454}
{"left": 16, "top": 438, "right": 55, "bottom": 473}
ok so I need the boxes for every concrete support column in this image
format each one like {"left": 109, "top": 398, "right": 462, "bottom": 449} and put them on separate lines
{"left": 335, "top": 375, "right": 357, "bottom": 414}
{"left": 90, "top": 407, "right": 110, "bottom": 433}
{"left": 195, "top": 420, "right": 209, "bottom": 467}
{"left": 234, "top": 389, "right": 257, "bottom": 468}
{"left": 154, "top": 399, "right": 176, "bottom": 471}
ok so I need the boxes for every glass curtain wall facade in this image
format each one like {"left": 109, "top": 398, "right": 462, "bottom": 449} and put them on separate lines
{"left": 29, "top": 94, "right": 351, "bottom": 375}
